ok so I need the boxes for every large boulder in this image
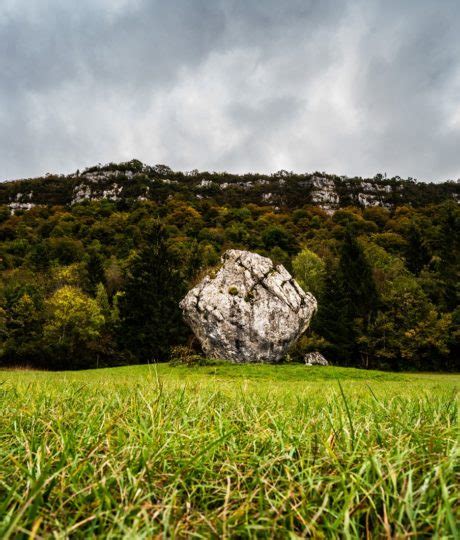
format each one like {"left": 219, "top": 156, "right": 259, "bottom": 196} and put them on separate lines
{"left": 180, "top": 250, "right": 317, "bottom": 363}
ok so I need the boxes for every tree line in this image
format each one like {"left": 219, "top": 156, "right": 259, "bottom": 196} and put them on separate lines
{"left": 0, "top": 196, "right": 458, "bottom": 371}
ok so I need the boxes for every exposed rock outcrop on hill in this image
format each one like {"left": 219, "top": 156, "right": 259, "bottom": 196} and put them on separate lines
{"left": 1, "top": 160, "right": 458, "bottom": 214}
{"left": 180, "top": 249, "right": 317, "bottom": 363}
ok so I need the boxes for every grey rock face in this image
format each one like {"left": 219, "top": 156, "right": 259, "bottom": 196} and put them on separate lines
{"left": 180, "top": 250, "right": 317, "bottom": 363}
{"left": 304, "top": 351, "right": 329, "bottom": 366}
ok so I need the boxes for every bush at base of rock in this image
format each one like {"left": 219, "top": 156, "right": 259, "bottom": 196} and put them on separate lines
{"left": 169, "top": 346, "right": 228, "bottom": 367}
{"left": 169, "top": 345, "right": 204, "bottom": 366}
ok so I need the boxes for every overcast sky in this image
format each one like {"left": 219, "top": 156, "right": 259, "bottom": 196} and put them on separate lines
{"left": 1, "top": 0, "right": 460, "bottom": 182}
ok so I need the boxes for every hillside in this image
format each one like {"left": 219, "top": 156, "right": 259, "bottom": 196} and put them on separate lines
{"left": 0, "top": 160, "right": 458, "bottom": 372}
{"left": 1, "top": 159, "right": 459, "bottom": 213}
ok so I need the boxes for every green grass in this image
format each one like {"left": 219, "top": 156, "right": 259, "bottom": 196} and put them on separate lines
{"left": 0, "top": 365, "right": 458, "bottom": 538}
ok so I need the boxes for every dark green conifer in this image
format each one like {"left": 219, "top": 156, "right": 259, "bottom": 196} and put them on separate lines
{"left": 316, "top": 230, "right": 379, "bottom": 366}
{"left": 118, "top": 221, "right": 187, "bottom": 361}
{"left": 314, "top": 264, "right": 353, "bottom": 364}
{"left": 405, "top": 224, "right": 430, "bottom": 275}
{"left": 85, "top": 248, "right": 106, "bottom": 294}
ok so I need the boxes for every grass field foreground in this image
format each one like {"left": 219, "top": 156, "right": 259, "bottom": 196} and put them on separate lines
{"left": 0, "top": 365, "right": 458, "bottom": 538}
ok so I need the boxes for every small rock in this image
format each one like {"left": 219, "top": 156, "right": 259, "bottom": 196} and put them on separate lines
{"left": 304, "top": 351, "right": 329, "bottom": 366}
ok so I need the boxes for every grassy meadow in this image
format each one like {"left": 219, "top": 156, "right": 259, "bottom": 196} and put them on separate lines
{"left": 0, "top": 364, "right": 458, "bottom": 538}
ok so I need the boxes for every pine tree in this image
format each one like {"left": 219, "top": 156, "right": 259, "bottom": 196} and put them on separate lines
{"left": 437, "top": 203, "right": 460, "bottom": 311}
{"left": 315, "top": 231, "right": 379, "bottom": 366}
{"left": 338, "top": 230, "right": 379, "bottom": 324}
{"left": 314, "top": 264, "right": 354, "bottom": 364}
{"left": 95, "top": 282, "right": 111, "bottom": 320}
{"left": 118, "top": 221, "right": 187, "bottom": 361}
{"left": 85, "top": 248, "right": 106, "bottom": 294}
{"left": 405, "top": 224, "right": 430, "bottom": 275}
{"left": 337, "top": 230, "right": 379, "bottom": 366}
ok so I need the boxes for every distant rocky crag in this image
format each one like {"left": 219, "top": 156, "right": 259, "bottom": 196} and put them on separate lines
{"left": 1, "top": 159, "right": 458, "bottom": 214}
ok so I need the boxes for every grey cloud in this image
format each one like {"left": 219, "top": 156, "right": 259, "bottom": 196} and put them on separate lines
{"left": 1, "top": 0, "right": 459, "bottom": 181}
{"left": 352, "top": 0, "right": 460, "bottom": 179}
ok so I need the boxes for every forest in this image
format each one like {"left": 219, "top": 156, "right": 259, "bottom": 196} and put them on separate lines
{"left": 0, "top": 163, "right": 458, "bottom": 371}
